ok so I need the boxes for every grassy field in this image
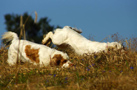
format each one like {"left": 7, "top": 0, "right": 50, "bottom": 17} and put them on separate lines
{"left": 0, "top": 37, "right": 137, "bottom": 90}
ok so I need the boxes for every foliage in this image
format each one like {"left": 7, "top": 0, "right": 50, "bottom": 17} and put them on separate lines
{"left": 4, "top": 13, "right": 60, "bottom": 43}
{"left": 0, "top": 36, "right": 137, "bottom": 90}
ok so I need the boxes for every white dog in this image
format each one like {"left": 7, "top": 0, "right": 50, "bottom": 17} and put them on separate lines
{"left": 2, "top": 31, "right": 73, "bottom": 68}
{"left": 42, "top": 26, "right": 124, "bottom": 55}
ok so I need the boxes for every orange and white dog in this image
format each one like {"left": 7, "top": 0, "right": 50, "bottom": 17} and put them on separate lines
{"left": 42, "top": 26, "right": 124, "bottom": 55}
{"left": 2, "top": 31, "right": 73, "bottom": 68}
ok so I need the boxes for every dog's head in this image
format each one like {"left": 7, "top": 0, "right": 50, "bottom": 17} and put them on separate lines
{"left": 107, "top": 42, "right": 126, "bottom": 53}
{"left": 50, "top": 54, "right": 73, "bottom": 68}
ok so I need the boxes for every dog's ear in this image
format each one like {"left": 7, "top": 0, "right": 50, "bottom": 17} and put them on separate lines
{"left": 50, "top": 54, "right": 68, "bottom": 67}
{"left": 68, "top": 26, "right": 82, "bottom": 34}
{"left": 50, "top": 54, "right": 62, "bottom": 67}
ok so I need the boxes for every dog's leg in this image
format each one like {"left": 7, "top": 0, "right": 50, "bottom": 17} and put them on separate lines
{"left": 7, "top": 49, "right": 17, "bottom": 66}
{"left": 42, "top": 32, "right": 53, "bottom": 45}
{"left": 42, "top": 31, "right": 67, "bottom": 46}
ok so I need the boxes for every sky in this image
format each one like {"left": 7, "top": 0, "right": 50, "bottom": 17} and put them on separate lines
{"left": 0, "top": 0, "right": 137, "bottom": 44}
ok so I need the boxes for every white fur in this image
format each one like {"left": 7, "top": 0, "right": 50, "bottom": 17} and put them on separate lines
{"left": 62, "top": 61, "right": 73, "bottom": 68}
{"left": 42, "top": 26, "right": 123, "bottom": 55}
{"left": 2, "top": 31, "right": 72, "bottom": 68}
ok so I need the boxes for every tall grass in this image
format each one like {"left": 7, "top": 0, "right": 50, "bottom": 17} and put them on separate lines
{"left": 1, "top": 13, "right": 137, "bottom": 89}
{"left": 0, "top": 36, "right": 137, "bottom": 90}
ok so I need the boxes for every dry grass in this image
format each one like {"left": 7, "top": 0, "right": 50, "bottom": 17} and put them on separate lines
{"left": 0, "top": 37, "right": 137, "bottom": 90}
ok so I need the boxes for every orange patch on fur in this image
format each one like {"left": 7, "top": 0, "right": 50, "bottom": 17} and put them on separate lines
{"left": 25, "top": 45, "right": 40, "bottom": 63}
{"left": 50, "top": 54, "right": 67, "bottom": 67}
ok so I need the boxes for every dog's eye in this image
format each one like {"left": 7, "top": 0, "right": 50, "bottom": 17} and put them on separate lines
{"left": 56, "top": 60, "right": 61, "bottom": 65}
{"left": 63, "top": 60, "right": 67, "bottom": 63}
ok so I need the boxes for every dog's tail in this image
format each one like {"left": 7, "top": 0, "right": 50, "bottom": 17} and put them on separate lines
{"left": 2, "top": 31, "right": 19, "bottom": 42}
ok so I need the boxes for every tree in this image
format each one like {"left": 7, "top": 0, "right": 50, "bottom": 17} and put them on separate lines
{"left": 4, "top": 12, "right": 60, "bottom": 43}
